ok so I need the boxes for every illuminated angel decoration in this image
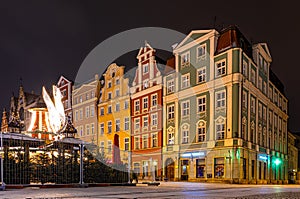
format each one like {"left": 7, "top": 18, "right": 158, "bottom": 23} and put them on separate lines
{"left": 42, "top": 85, "right": 66, "bottom": 134}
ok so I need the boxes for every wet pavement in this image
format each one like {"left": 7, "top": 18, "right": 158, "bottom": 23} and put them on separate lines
{"left": 0, "top": 182, "right": 299, "bottom": 199}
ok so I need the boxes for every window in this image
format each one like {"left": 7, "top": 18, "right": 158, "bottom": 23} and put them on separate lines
{"left": 134, "top": 118, "right": 140, "bottom": 130}
{"left": 197, "top": 44, "right": 206, "bottom": 60}
{"left": 108, "top": 121, "right": 112, "bottom": 133}
{"left": 274, "top": 91, "right": 278, "bottom": 105}
{"left": 79, "top": 109, "right": 83, "bottom": 120}
{"left": 242, "top": 118, "right": 247, "bottom": 140}
{"left": 151, "top": 133, "right": 158, "bottom": 147}
{"left": 181, "top": 51, "right": 190, "bottom": 67}
{"left": 86, "top": 124, "right": 90, "bottom": 135}
{"left": 75, "top": 111, "right": 78, "bottom": 121}
{"left": 251, "top": 68, "right": 256, "bottom": 85}
{"left": 279, "top": 96, "right": 282, "bottom": 108}
{"left": 108, "top": 141, "right": 112, "bottom": 153}
{"left": 197, "top": 67, "right": 206, "bottom": 83}
{"left": 167, "top": 79, "right": 174, "bottom": 93}
{"left": 134, "top": 100, "right": 140, "bottom": 112}
{"left": 124, "top": 100, "right": 129, "bottom": 109}
{"left": 142, "top": 161, "right": 149, "bottom": 177}
{"left": 143, "top": 116, "right": 148, "bottom": 127}
{"left": 263, "top": 107, "right": 267, "bottom": 122}
{"left": 108, "top": 105, "right": 112, "bottom": 114}
{"left": 142, "top": 135, "right": 148, "bottom": 149}
{"left": 115, "top": 78, "right": 120, "bottom": 85}
{"left": 269, "top": 86, "right": 273, "bottom": 100}
{"left": 115, "top": 103, "right": 120, "bottom": 112}
{"left": 263, "top": 60, "right": 268, "bottom": 74}
{"left": 79, "top": 96, "right": 82, "bottom": 103}
{"left": 86, "top": 93, "right": 89, "bottom": 100}
{"left": 181, "top": 100, "right": 190, "bottom": 116}
{"left": 116, "top": 119, "right": 120, "bottom": 132}
{"left": 196, "top": 159, "right": 205, "bottom": 178}
{"left": 216, "top": 91, "right": 226, "bottom": 109}
{"left": 124, "top": 117, "right": 129, "bottom": 130}
{"left": 197, "top": 96, "right": 206, "bottom": 113}
{"left": 124, "top": 138, "right": 129, "bottom": 151}
{"left": 263, "top": 82, "right": 267, "bottom": 95}
{"left": 198, "top": 122, "right": 206, "bottom": 142}
{"left": 167, "top": 104, "right": 175, "bottom": 120}
{"left": 79, "top": 126, "right": 83, "bottom": 136}
{"left": 91, "top": 91, "right": 95, "bottom": 98}
{"left": 215, "top": 158, "right": 224, "bottom": 178}
{"left": 259, "top": 54, "right": 263, "bottom": 68}
{"left": 216, "top": 123, "right": 225, "bottom": 140}
{"left": 258, "top": 77, "right": 262, "bottom": 90}
{"left": 115, "top": 89, "right": 120, "bottom": 97}
{"left": 151, "top": 113, "right": 158, "bottom": 126}
{"left": 242, "top": 60, "right": 248, "bottom": 77}
{"left": 143, "top": 97, "right": 148, "bottom": 109}
{"left": 151, "top": 94, "right": 157, "bottom": 107}
{"left": 107, "top": 81, "right": 112, "bottom": 88}
{"left": 242, "top": 91, "right": 247, "bottom": 108}
{"left": 168, "top": 131, "right": 174, "bottom": 145}
{"left": 90, "top": 105, "right": 95, "bottom": 117}
{"left": 143, "top": 64, "right": 149, "bottom": 74}
{"left": 181, "top": 74, "right": 190, "bottom": 88}
{"left": 182, "top": 129, "right": 189, "bottom": 143}
{"left": 250, "top": 97, "right": 256, "bottom": 114}
{"left": 91, "top": 123, "right": 94, "bottom": 134}
{"left": 215, "top": 60, "right": 226, "bottom": 77}
{"left": 134, "top": 136, "right": 140, "bottom": 150}
{"left": 258, "top": 103, "right": 262, "bottom": 119}
{"left": 85, "top": 107, "right": 90, "bottom": 118}
{"left": 100, "top": 123, "right": 104, "bottom": 135}
{"left": 108, "top": 92, "right": 112, "bottom": 100}
{"left": 100, "top": 107, "right": 104, "bottom": 116}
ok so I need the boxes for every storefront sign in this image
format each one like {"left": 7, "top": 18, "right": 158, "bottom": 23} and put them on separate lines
{"left": 180, "top": 151, "right": 205, "bottom": 158}
{"left": 258, "top": 154, "right": 268, "bottom": 162}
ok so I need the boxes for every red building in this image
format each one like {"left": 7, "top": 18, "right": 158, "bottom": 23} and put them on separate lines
{"left": 130, "top": 42, "right": 163, "bottom": 180}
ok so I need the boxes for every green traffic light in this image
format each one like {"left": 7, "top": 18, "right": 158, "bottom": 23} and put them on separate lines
{"left": 274, "top": 158, "right": 281, "bottom": 165}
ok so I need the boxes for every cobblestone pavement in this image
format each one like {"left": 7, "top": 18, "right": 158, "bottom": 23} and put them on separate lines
{"left": 0, "top": 182, "right": 300, "bottom": 199}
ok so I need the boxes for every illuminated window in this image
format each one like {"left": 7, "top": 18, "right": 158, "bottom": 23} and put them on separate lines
{"left": 134, "top": 136, "right": 140, "bottom": 150}
{"left": 215, "top": 60, "right": 226, "bottom": 77}
{"left": 142, "top": 135, "right": 148, "bottom": 149}
{"left": 167, "top": 104, "right": 175, "bottom": 120}
{"left": 151, "top": 133, "right": 158, "bottom": 147}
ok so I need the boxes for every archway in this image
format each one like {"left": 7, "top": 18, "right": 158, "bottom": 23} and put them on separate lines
{"left": 165, "top": 158, "right": 174, "bottom": 181}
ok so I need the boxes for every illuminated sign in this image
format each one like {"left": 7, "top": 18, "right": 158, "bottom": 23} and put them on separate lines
{"left": 181, "top": 151, "right": 205, "bottom": 158}
{"left": 258, "top": 154, "right": 268, "bottom": 161}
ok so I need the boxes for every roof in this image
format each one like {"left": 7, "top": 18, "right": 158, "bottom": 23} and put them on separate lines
{"left": 164, "top": 56, "right": 176, "bottom": 74}
{"left": 269, "top": 69, "right": 285, "bottom": 95}
{"left": 24, "top": 92, "right": 40, "bottom": 105}
{"left": 215, "top": 25, "right": 252, "bottom": 58}
{"left": 1, "top": 132, "right": 44, "bottom": 142}
{"left": 26, "top": 95, "right": 47, "bottom": 109}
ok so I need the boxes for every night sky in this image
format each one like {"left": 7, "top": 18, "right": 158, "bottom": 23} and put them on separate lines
{"left": 0, "top": 1, "right": 299, "bottom": 131}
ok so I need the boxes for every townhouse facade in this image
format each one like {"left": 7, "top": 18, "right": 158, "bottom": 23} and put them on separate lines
{"left": 288, "top": 132, "right": 298, "bottom": 182}
{"left": 98, "top": 63, "right": 131, "bottom": 164}
{"left": 72, "top": 75, "right": 100, "bottom": 144}
{"left": 162, "top": 25, "right": 288, "bottom": 184}
{"left": 130, "top": 42, "right": 163, "bottom": 180}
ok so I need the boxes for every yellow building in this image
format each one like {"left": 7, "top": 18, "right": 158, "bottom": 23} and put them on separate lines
{"left": 98, "top": 63, "right": 130, "bottom": 164}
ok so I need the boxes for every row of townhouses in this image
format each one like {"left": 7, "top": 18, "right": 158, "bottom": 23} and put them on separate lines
{"left": 72, "top": 26, "right": 290, "bottom": 183}
{"left": 1, "top": 25, "right": 296, "bottom": 183}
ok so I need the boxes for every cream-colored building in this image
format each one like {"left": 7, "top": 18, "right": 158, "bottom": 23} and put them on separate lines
{"left": 72, "top": 74, "right": 100, "bottom": 143}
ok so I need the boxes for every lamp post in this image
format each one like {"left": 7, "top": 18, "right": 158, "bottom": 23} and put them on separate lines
{"left": 79, "top": 143, "right": 84, "bottom": 185}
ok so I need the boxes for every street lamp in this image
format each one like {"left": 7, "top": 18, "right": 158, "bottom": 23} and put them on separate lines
{"left": 274, "top": 158, "right": 281, "bottom": 181}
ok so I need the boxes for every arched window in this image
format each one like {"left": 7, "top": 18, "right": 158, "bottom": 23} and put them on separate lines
{"left": 181, "top": 124, "right": 189, "bottom": 144}
{"left": 197, "top": 120, "right": 206, "bottom": 142}
{"left": 215, "top": 116, "right": 225, "bottom": 140}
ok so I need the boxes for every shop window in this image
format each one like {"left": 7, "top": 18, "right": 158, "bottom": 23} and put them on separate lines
{"left": 196, "top": 159, "right": 205, "bottom": 178}
{"left": 214, "top": 158, "right": 224, "bottom": 178}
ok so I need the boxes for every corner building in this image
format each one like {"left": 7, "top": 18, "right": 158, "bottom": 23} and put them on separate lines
{"left": 163, "top": 26, "right": 288, "bottom": 184}
{"left": 130, "top": 42, "right": 163, "bottom": 180}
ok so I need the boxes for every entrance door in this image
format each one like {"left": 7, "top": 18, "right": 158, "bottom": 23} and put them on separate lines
{"left": 165, "top": 158, "right": 174, "bottom": 181}
{"left": 181, "top": 160, "right": 189, "bottom": 180}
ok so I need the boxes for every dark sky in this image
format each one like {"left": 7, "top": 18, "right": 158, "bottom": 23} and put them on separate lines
{"left": 0, "top": 1, "right": 299, "bottom": 131}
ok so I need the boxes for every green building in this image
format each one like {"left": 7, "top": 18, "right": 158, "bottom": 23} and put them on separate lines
{"left": 163, "top": 25, "right": 288, "bottom": 184}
